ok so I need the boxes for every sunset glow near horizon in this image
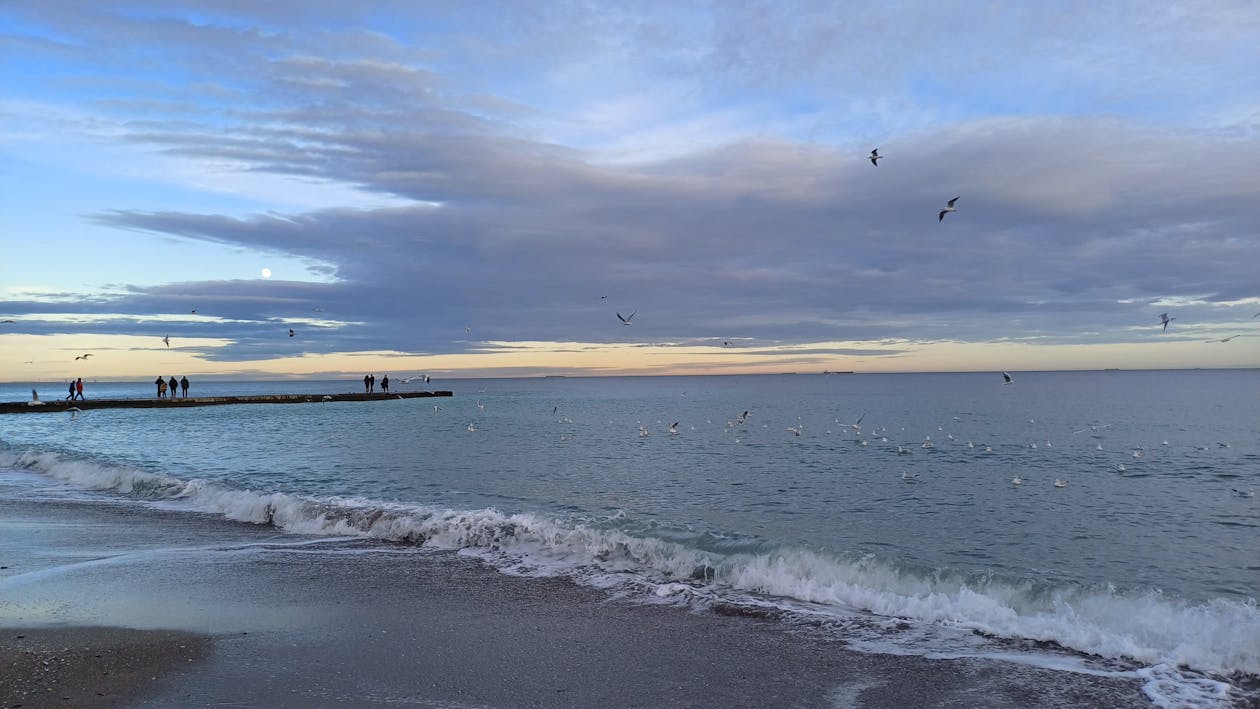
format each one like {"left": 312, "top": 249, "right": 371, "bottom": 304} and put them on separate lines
{"left": 2, "top": 2, "right": 1258, "bottom": 383}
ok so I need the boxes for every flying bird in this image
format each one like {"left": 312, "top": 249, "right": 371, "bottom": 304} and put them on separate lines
{"left": 163, "top": 335, "right": 170, "bottom": 348}
{"left": 617, "top": 311, "right": 636, "bottom": 325}
{"left": 1204, "top": 335, "right": 1241, "bottom": 343}
{"left": 74, "top": 354, "right": 93, "bottom": 360}
{"left": 869, "top": 148, "right": 882, "bottom": 166}
{"left": 1002, "top": 371, "right": 1014, "bottom": 385}
{"left": 288, "top": 329, "right": 295, "bottom": 337}
{"left": 1159, "top": 313, "right": 1175, "bottom": 332}
{"left": 938, "top": 197, "right": 959, "bottom": 222}
{"left": 847, "top": 414, "right": 865, "bottom": 431}
{"left": 0, "top": 319, "right": 15, "bottom": 324}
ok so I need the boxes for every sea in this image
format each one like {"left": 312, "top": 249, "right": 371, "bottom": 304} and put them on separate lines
{"left": 1, "top": 370, "right": 1257, "bottom": 707}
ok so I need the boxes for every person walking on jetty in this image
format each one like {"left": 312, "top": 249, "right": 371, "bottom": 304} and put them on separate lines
{"left": 157, "top": 377, "right": 167, "bottom": 398}
{"left": 74, "top": 378, "right": 84, "bottom": 400}
{"left": 363, "top": 374, "right": 371, "bottom": 393}
{"left": 67, "top": 381, "right": 76, "bottom": 400}
{"left": 169, "top": 376, "right": 179, "bottom": 399}
{"left": 181, "top": 376, "right": 189, "bottom": 398}
{"left": 381, "top": 375, "right": 390, "bottom": 393}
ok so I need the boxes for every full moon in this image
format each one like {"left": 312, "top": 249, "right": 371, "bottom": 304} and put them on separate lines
{"left": 261, "top": 267, "right": 272, "bottom": 279}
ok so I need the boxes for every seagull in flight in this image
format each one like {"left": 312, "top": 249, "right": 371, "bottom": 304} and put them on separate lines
{"left": 1159, "top": 313, "right": 1174, "bottom": 332}
{"left": 938, "top": 197, "right": 959, "bottom": 222}
{"left": 289, "top": 329, "right": 296, "bottom": 337}
{"left": 847, "top": 414, "right": 865, "bottom": 432}
{"left": 617, "top": 311, "right": 636, "bottom": 325}
{"left": 1204, "top": 335, "right": 1241, "bottom": 343}
{"left": 74, "top": 354, "right": 93, "bottom": 360}
{"left": 1002, "top": 371, "right": 1014, "bottom": 385}
{"left": 163, "top": 335, "right": 170, "bottom": 348}
{"left": 0, "top": 319, "right": 15, "bottom": 324}
{"left": 869, "top": 148, "right": 882, "bottom": 166}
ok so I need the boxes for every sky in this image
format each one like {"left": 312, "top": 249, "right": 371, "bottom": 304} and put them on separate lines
{"left": 2, "top": 1, "right": 1259, "bottom": 382}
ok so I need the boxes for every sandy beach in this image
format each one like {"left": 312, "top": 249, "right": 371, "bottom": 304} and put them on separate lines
{"left": 0, "top": 489, "right": 1153, "bottom": 708}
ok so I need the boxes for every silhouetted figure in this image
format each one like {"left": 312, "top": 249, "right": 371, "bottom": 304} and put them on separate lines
{"left": 181, "top": 376, "right": 189, "bottom": 398}
{"left": 68, "top": 381, "right": 76, "bottom": 400}
{"left": 169, "top": 376, "right": 178, "bottom": 400}
{"left": 155, "top": 376, "right": 166, "bottom": 398}
{"left": 364, "top": 374, "right": 371, "bottom": 393}
{"left": 381, "top": 375, "right": 390, "bottom": 393}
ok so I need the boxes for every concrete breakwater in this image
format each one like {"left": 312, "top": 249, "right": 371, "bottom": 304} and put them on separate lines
{"left": 0, "top": 391, "right": 453, "bottom": 414}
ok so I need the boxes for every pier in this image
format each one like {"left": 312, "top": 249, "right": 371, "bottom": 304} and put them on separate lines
{"left": 0, "top": 391, "right": 453, "bottom": 414}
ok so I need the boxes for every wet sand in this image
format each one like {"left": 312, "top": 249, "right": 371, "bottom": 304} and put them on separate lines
{"left": 1, "top": 627, "right": 209, "bottom": 708}
{"left": 0, "top": 488, "right": 1153, "bottom": 708}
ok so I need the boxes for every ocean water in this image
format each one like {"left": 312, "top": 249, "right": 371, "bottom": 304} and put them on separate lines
{"left": 2, "top": 370, "right": 1257, "bottom": 706}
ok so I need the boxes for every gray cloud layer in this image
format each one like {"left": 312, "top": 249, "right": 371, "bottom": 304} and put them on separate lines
{"left": 3, "top": 2, "right": 1259, "bottom": 365}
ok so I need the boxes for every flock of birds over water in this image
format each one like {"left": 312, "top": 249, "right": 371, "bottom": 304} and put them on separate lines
{"left": 416, "top": 371, "right": 1259, "bottom": 499}
{"left": 2, "top": 147, "right": 1257, "bottom": 504}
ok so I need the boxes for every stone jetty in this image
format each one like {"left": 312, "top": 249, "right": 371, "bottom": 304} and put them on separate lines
{"left": 0, "top": 391, "right": 453, "bottom": 414}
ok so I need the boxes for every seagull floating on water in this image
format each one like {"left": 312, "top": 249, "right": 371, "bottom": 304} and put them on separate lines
{"left": 938, "top": 196, "right": 959, "bottom": 222}
{"left": 1159, "top": 313, "right": 1175, "bottom": 333}
{"left": 1232, "top": 489, "right": 1255, "bottom": 498}
{"left": 869, "top": 148, "right": 882, "bottom": 166}
{"left": 1011, "top": 476, "right": 1023, "bottom": 485}
{"left": 1053, "top": 479, "right": 1068, "bottom": 488}
{"left": 617, "top": 311, "right": 636, "bottom": 325}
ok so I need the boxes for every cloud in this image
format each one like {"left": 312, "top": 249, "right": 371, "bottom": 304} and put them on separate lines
{"left": 1, "top": 1, "right": 1258, "bottom": 375}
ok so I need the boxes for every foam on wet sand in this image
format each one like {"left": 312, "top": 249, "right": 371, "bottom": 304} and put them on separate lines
{"left": 0, "top": 491, "right": 1154, "bottom": 708}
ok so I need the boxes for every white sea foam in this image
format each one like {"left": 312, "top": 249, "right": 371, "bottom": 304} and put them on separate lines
{"left": 3, "top": 448, "right": 1257, "bottom": 705}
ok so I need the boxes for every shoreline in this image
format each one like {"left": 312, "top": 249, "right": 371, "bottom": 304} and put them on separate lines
{"left": 0, "top": 484, "right": 1157, "bottom": 708}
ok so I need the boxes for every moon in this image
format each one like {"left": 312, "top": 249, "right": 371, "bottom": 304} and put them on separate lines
{"left": 261, "top": 267, "right": 272, "bottom": 279}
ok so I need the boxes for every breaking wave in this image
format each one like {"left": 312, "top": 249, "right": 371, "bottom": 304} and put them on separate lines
{"left": 3, "top": 448, "right": 1256, "bottom": 705}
